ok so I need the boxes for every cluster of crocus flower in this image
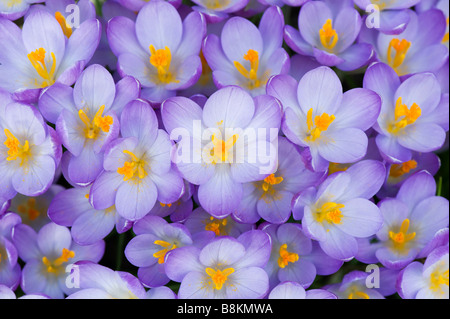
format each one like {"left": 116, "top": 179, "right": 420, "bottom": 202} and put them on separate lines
{"left": 0, "top": 0, "right": 448, "bottom": 300}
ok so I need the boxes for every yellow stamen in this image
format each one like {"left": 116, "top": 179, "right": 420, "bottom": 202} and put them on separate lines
{"left": 387, "top": 38, "right": 411, "bottom": 75}
{"left": 319, "top": 19, "right": 339, "bottom": 52}
{"left": 199, "top": 50, "right": 212, "bottom": 86}
{"left": 149, "top": 45, "right": 179, "bottom": 84}
{"left": 306, "top": 108, "right": 335, "bottom": 142}
{"left": 55, "top": 11, "right": 73, "bottom": 38}
{"left": 117, "top": 150, "right": 147, "bottom": 181}
{"left": 160, "top": 202, "right": 173, "bottom": 208}
{"left": 389, "top": 218, "right": 416, "bottom": 251}
{"left": 261, "top": 174, "right": 284, "bottom": 193}
{"left": 233, "top": 49, "right": 268, "bottom": 90}
{"left": 316, "top": 202, "right": 345, "bottom": 224}
{"left": 387, "top": 97, "right": 421, "bottom": 135}
{"left": 153, "top": 240, "right": 177, "bottom": 264}
{"left": 204, "top": 216, "right": 228, "bottom": 236}
{"left": 204, "top": 0, "right": 229, "bottom": 9}
{"left": 3, "top": 129, "right": 32, "bottom": 166}
{"left": 42, "top": 248, "right": 75, "bottom": 274}
{"left": 210, "top": 133, "right": 238, "bottom": 164}
{"left": 389, "top": 160, "right": 417, "bottom": 178}
{"left": 277, "top": 244, "right": 299, "bottom": 268}
{"left": 443, "top": 17, "right": 449, "bottom": 43}
{"left": 17, "top": 198, "right": 40, "bottom": 221}
{"left": 328, "top": 162, "right": 349, "bottom": 175}
{"left": 27, "top": 48, "right": 57, "bottom": 88}
{"left": 348, "top": 291, "right": 370, "bottom": 299}
{"left": 205, "top": 267, "right": 235, "bottom": 290}
{"left": 78, "top": 105, "right": 113, "bottom": 140}
{"left": 430, "top": 267, "right": 449, "bottom": 294}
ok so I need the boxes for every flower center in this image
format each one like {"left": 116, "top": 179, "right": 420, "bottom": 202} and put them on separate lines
{"left": 348, "top": 289, "right": 370, "bottom": 299}
{"left": 204, "top": 216, "right": 228, "bottom": 236}
{"left": 78, "top": 105, "right": 113, "bottom": 140}
{"left": 3, "top": 129, "right": 32, "bottom": 166}
{"left": 278, "top": 244, "right": 299, "bottom": 268}
{"left": 389, "top": 218, "right": 416, "bottom": 251}
{"left": 42, "top": 248, "right": 75, "bottom": 274}
{"left": 55, "top": 11, "right": 73, "bottom": 38}
{"left": 17, "top": 197, "right": 40, "bottom": 221}
{"left": 387, "top": 38, "right": 411, "bottom": 75}
{"left": 27, "top": 48, "right": 57, "bottom": 88}
{"left": 306, "top": 108, "right": 335, "bottom": 142}
{"left": 149, "top": 45, "right": 179, "bottom": 84}
{"left": 210, "top": 133, "right": 238, "bottom": 164}
{"left": 389, "top": 160, "right": 417, "bottom": 178}
{"left": 371, "top": 0, "right": 387, "bottom": 10}
{"left": 316, "top": 202, "right": 345, "bottom": 224}
{"left": 430, "top": 266, "right": 449, "bottom": 295}
{"left": 117, "top": 150, "right": 147, "bottom": 181}
{"left": 205, "top": 267, "right": 235, "bottom": 290}
{"left": 153, "top": 240, "right": 177, "bottom": 264}
{"left": 387, "top": 97, "right": 421, "bottom": 135}
{"left": 319, "top": 19, "right": 339, "bottom": 53}
{"left": 233, "top": 49, "right": 269, "bottom": 90}
{"left": 443, "top": 17, "right": 449, "bottom": 44}
{"left": 204, "top": 0, "right": 229, "bottom": 9}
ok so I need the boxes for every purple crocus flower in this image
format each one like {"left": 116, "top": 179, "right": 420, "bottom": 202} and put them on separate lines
{"left": 38, "top": 64, "right": 139, "bottom": 185}
{"left": 397, "top": 245, "right": 449, "bottom": 299}
{"left": 261, "top": 223, "right": 343, "bottom": 289}
{"left": 235, "top": 137, "right": 325, "bottom": 224}
{"left": 11, "top": 222, "right": 104, "bottom": 299}
{"left": 363, "top": 171, "right": 449, "bottom": 270}
{"left": 0, "top": 8, "right": 101, "bottom": 103}
{"left": 125, "top": 215, "right": 193, "bottom": 288}
{"left": 90, "top": 98, "right": 184, "bottom": 221}
{"left": 117, "top": 0, "right": 181, "bottom": 12}
{"left": 267, "top": 67, "right": 380, "bottom": 172}
{"left": 284, "top": 0, "right": 373, "bottom": 71}
{"left": 360, "top": 9, "right": 448, "bottom": 77}
{"left": 0, "top": 213, "right": 21, "bottom": 289}
{"left": 165, "top": 230, "right": 271, "bottom": 298}
{"left": 268, "top": 281, "right": 337, "bottom": 299}
{"left": 107, "top": 0, "right": 205, "bottom": 104}
{"left": 292, "top": 160, "right": 385, "bottom": 261}
{"left": 203, "top": 6, "right": 289, "bottom": 97}
{"left": 0, "top": 101, "right": 61, "bottom": 201}
{"left": 161, "top": 86, "right": 281, "bottom": 218}
{"left": 48, "top": 185, "right": 133, "bottom": 246}
{"left": 190, "top": 0, "right": 248, "bottom": 23}
{"left": 0, "top": 0, "right": 41, "bottom": 21}
{"left": 363, "top": 62, "right": 448, "bottom": 163}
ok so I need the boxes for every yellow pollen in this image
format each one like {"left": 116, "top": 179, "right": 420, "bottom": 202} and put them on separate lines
{"left": 261, "top": 173, "right": 284, "bottom": 193}
{"left": 442, "top": 17, "right": 449, "bottom": 44}
{"left": 371, "top": 0, "right": 387, "bottom": 10}
{"left": 55, "top": 12, "right": 73, "bottom": 38}
{"left": 389, "top": 160, "right": 417, "bottom": 178}
{"left": 430, "top": 268, "right": 449, "bottom": 294}
{"left": 389, "top": 218, "right": 416, "bottom": 251}
{"left": 316, "top": 202, "right": 345, "bottom": 224}
{"left": 160, "top": 202, "right": 173, "bottom": 208}
{"left": 387, "top": 38, "right": 411, "bottom": 75}
{"left": 319, "top": 19, "right": 339, "bottom": 52}
{"left": 210, "top": 133, "right": 238, "bottom": 164}
{"left": 153, "top": 240, "right": 177, "bottom": 264}
{"left": 199, "top": 50, "right": 212, "bottom": 86}
{"left": 348, "top": 291, "right": 370, "bottom": 299}
{"left": 277, "top": 244, "right": 299, "bottom": 268}
{"left": 387, "top": 97, "right": 421, "bottom": 135}
{"left": 27, "top": 48, "right": 57, "bottom": 88}
{"left": 233, "top": 49, "right": 268, "bottom": 90}
{"left": 306, "top": 108, "right": 335, "bottom": 142}
{"left": 42, "top": 248, "right": 75, "bottom": 274}
{"left": 204, "top": 0, "right": 229, "bottom": 9}
{"left": 17, "top": 197, "right": 40, "bottom": 221}
{"left": 205, "top": 267, "right": 235, "bottom": 290}
{"left": 3, "top": 129, "right": 32, "bottom": 166}
{"left": 78, "top": 105, "right": 113, "bottom": 140}
{"left": 117, "top": 150, "right": 147, "bottom": 181}
{"left": 149, "top": 45, "right": 179, "bottom": 84}
{"left": 328, "top": 162, "right": 349, "bottom": 175}
{"left": 204, "top": 216, "right": 228, "bottom": 236}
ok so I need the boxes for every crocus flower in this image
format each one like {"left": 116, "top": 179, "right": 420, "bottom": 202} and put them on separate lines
{"left": 0, "top": 8, "right": 101, "bottom": 103}
{"left": 235, "top": 137, "right": 325, "bottom": 224}
{"left": 360, "top": 9, "right": 448, "bottom": 77}
{"left": 125, "top": 215, "right": 193, "bottom": 287}
{"left": 165, "top": 230, "right": 271, "bottom": 298}
{"left": 397, "top": 245, "right": 449, "bottom": 299}
{"left": 363, "top": 62, "right": 448, "bottom": 163}
{"left": 203, "top": 6, "right": 289, "bottom": 97}
{"left": 325, "top": 270, "right": 385, "bottom": 299}
{"left": 284, "top": 0, "right": 373, "bottom": 71}
{"left": 0, "top": 101, "right": 61, "bottom": 201}
{"left": 90, "top": 98, "right": 184, "bottom": 221}
{"left": 292, "top": 160, "right": 385, "bottom": 260}
{"left": 0, "top": 0, "right": 41, "bottom": 21}
{"left": 48, "top": 185, "right": 132, "bottom": 246}
{"left": 268, "top": 281, "right": 336, "bottom": 299}
{"left": 117, "top": 0, "right": 181, "bottom": 12}
{"left": 261, "top": 223, "right": 343, "bottom": 289}
{"left": 369, "top": 171, "right": 449, "bottom": 269}
{"left": 190, "top": 0, "right": 248, "bottom": 23}
{"left": 161, "top": 86, "right": 281, "bottom": 218}
{"left": 107, "top": 0, "right": 205, "bottom": 104}
{"left": 11, "top": 222, "right": 105, "bottom": 299}
{"left": 0, "top": 213, "right": 21, "bottom": 289}
{"left": 38, "top": 64, "right": 139, "bottom": 185}
{"left": 267, "top": 67, "right": 380, "bottom": 172}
